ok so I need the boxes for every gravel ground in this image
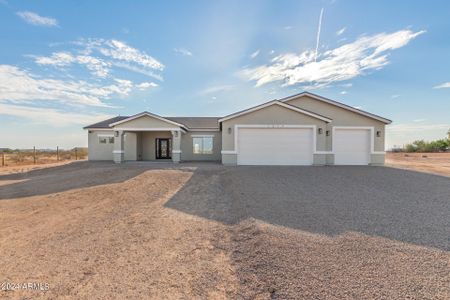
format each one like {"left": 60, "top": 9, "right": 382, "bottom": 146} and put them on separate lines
{"left": 1, "top": 162, "right": 449, "bottom": 299}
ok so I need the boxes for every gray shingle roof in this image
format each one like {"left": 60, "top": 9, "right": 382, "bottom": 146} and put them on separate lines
{"left": 164, "top": 117, "right": 220, "bottom": 129}
{"left": 83, "top": 116, "right": 129, "bottom": 129}
{"left": 84, "top": 115, "right": 220, "bottom": 129}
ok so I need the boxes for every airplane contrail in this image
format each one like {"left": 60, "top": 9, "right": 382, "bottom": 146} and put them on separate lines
{"left": 315, "top": 8, "right": 324, "bottom": 62}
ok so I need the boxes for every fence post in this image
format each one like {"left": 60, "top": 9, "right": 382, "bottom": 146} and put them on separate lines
{"left": 33, "top": 146, "right": 36, "bottom": 164}
{"left": 57, "top": 146, "right": 59, "bottom": 161}
{"left": 1, "top": 152, "right": 4, "bottom": 167}
{"left": 75, "top": 147, "right": 78, "bottom": 160}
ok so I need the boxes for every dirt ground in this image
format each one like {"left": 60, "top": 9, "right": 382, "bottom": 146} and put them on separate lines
{"left": 386, "top": 152, "right": 450, "bottom": 177}
{"left": 0, "top": 160, "right": 82, "bottom": 176}
{"left": 1, "top": 162, "right": 449, "bottom": 299}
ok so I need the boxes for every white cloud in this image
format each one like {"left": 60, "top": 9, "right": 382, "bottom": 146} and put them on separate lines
{"left": 341, "top": 83, "right": 352, "bottom": 88}
{"left": 98, "top": 39, "right": 164, "bottom": 70}
{"left": 174, "top": 48, "right": 193, "bottom": 56}
{"left": 413, "top": 118, "right": 426, "bottom": 122}
{"left": 136, "top": 82, "right": 158, "bottom": 90}
{"left": 198, "top": 84, "right": 234, "bottom": 96}
{"left": 391, "top": 94, "right": 400, "bottom": 99}
{"left": 112, "top": 62, "right": 163, "bottom": 81}
{"left": 336, "top": 27, "right": 346, "bottom": 36}
{"left": 284, "top": 26, "right": 293, "bottom": 30}
{"left": 240, "top": 29, "right": 425, "bottom": 88}
{"left": 433, "top": 82, "right": 450, "bottom": 89}
{"left": 32, "top": 39, "right": 164, "bottom": 80}
{"left": 34, "top": 52, "right": 111, "bottom": 77}
{"left": 250, "top": 49, "right": 260, "bottom": 59}
{"left": 0, "top": 65, "right": 135, "bottom": 107}
{"left": 16, "top": 11, "right": 58, "bottom": 27}
{"left": 0, "top": 102, "right": 111, "bottom": 126}
{"left": 340, "top": 91, "right": 347, "bottom": 94}
{"left": 315, "top": 8, "right": 324, "bottom": 62}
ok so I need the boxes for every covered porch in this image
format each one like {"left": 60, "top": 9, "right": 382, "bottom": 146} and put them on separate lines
{"left": 108, "top": 112, "right": 187, "bottom": 164}
{"left": 113, "top": 129, "right": 182, "bottom": 163}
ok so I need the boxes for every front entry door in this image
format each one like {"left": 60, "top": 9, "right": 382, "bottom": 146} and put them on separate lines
{"left": 156, "top": 138, "right": 171, "bottom": 159}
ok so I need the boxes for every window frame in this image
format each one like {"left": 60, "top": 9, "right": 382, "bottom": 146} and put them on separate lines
{"left": 192, "top": 135, "right": 214, "bottom": 155}
{"left": 98, "top": 134, "right": 114, "bottom": 144}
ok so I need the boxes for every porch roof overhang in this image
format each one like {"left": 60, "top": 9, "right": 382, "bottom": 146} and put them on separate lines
{"left": 109, "top": 111, "right": 189, "bottom": 132}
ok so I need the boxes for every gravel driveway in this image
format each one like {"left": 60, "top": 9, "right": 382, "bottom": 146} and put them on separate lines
{"left": 1, "top": 162, "right": 449, "bottom": 299}
{"left": 166, "top": 165, "right": 450, "bottom": 251}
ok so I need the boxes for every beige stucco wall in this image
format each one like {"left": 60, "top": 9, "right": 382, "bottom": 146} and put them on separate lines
{"left": 140, "top": 131, "right": 172, "bottom": 160}
{"left": 221, "top": 104, "right": 328, "bottom": 152}
{"left": 124, "top": 132, "right": 137, "bottom": 161}
{"left": 286, "top": 95, "right": 386, "bottom": 152}
{"left": 87, "top": 130, "right": 114, "bottom": 161}
{"left": 180, "top": 131, "right": 222, "bottom": 161}
{"left": 114, "top": 115, "right": 179, "bottom": 130}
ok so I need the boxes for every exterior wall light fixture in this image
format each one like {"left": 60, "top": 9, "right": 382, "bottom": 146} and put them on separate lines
{"left": 318, "top": 128, "right": 323, "bottom": 134}
{"left": 376, "top": 131, "right": 381, "bottom": 137}
{"left": 228, "top": 127, "right": 232, "bottom": 134}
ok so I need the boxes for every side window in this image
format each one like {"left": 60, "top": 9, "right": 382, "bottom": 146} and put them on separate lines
{"left": 98, "top": 136, "right": 114, "bottom": 144}
{"left": 192, "top": 136, "right": 214, "bottom": 154}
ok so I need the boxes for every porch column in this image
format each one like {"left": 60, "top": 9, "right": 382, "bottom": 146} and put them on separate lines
{"left": 113, "top": 130, "right": 125, "bottom": 163}
{"left": 171, "top": 130, "right": 181, "bottom": 163}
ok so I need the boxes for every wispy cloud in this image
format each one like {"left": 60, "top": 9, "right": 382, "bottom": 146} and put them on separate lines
{"left": 174, "top": 48, "right": 193, "bottom": 56}
{"left": 78, "top": 38, "right": 164, "bottom": 71}
{"left": 387, "top": 123, "right": 450, "bottom": 133}
{"left": 391, "top": 94, "right": 400, "bottom": 99}
{"left": 336, "top": 27, "right": 346, "bottom": 36}
{"left": 413, "top": 118, "right": 426, "bottom": 122}
{"left": 0, "top": 103, "right": 111, "bottom": 126}
{"left": 0, "top": 65, "right": 141, "bottom": 107}
{"left": 340, "top": 91, "right": 347, "bottom": 95}
{"left": 433, "top": 82, "right": 450, "bottom": 89}
{"left": 240, "top": 29, "right": 425, "bottom": 88}
{"left": 34, "top": 52, "right": 111, "bottom": 77}
{"left": 32, "top": 39, "right": 164, "bottom": 80}
{"left": 315, "top": 8, "right": 324, "bottom": 62}
{"left": 198, "top": 84, "right": 234, "bottom": 96}
{"left": 250, "top": 49, "right": 260, "bottom": 59}
{"left": 16, "top": 11, "right": 58, "bottom": 27}
{"left": 136, "top": 82, "right": 158, "bottom": 90}
{"left": 284, "top": 26, "right": 293, "bottom": 30}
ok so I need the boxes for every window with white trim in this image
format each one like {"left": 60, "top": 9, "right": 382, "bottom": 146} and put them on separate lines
{"left": 99, "top": 136, "right": 114, "bottom": 144}
{"left": 193, "top": 136, "right": 213, "bottom": 154}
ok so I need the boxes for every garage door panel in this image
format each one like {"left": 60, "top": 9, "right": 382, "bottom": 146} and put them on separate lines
{"left": 334, "top": 129, "right": 370, "bottom": 165}
{"left": 237, "top": 128, "right": 313, "bottom": 165}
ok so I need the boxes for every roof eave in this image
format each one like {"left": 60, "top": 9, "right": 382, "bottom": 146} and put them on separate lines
{"left": 281, "top": 91, "right": 392, "bottom": 124}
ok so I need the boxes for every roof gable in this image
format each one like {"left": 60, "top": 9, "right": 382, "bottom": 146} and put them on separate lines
{"left": 218, "top": 100, "right": 332, "bottom": 123}
{"left": 109, "top": 111, "right": 188, "bottom": 129}
{"left": 281, "top": 92, "right": 392, "bottom": 124}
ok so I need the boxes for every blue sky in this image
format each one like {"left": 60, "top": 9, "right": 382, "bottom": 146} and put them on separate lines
{"left": 0, "top": 0, "right": 449, "bottom": 149}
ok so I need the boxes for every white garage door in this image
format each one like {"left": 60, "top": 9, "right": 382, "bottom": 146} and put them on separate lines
{"left": 334, "top": 129, "right": 370, "bottom": 165}
{"left": 237, "top": 128, "right": 314, "bottom": 165}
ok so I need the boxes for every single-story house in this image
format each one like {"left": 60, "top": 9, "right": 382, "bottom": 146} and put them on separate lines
{"left": 83, "top": 92, "right": 391, "bottom": 165}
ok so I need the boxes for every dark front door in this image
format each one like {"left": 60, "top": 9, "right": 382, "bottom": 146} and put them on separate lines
{"left": 156, "top": 138, "right": 171, "bottom": 159}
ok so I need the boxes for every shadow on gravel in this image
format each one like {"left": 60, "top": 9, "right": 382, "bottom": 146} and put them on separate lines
{"left": 0, "top": 161, "right": 149, "bottom": 200}
{"left": 165, "top": 166, "right": 450, "bottom": 251}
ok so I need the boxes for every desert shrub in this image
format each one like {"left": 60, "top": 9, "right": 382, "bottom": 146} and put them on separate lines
{"left": 404, "top": 139, "right": 449, "bottom": 152}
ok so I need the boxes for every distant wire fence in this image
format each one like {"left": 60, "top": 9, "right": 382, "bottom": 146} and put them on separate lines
{"left": 0, "top": 147, "right": 88, "bottom": 167}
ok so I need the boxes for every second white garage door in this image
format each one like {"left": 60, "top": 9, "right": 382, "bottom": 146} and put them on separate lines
{"left": 237, "top": 128, "right": 314, "bottom": 165}
{"left": 334, "top": 128, "right": 370, "bottom": 165}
